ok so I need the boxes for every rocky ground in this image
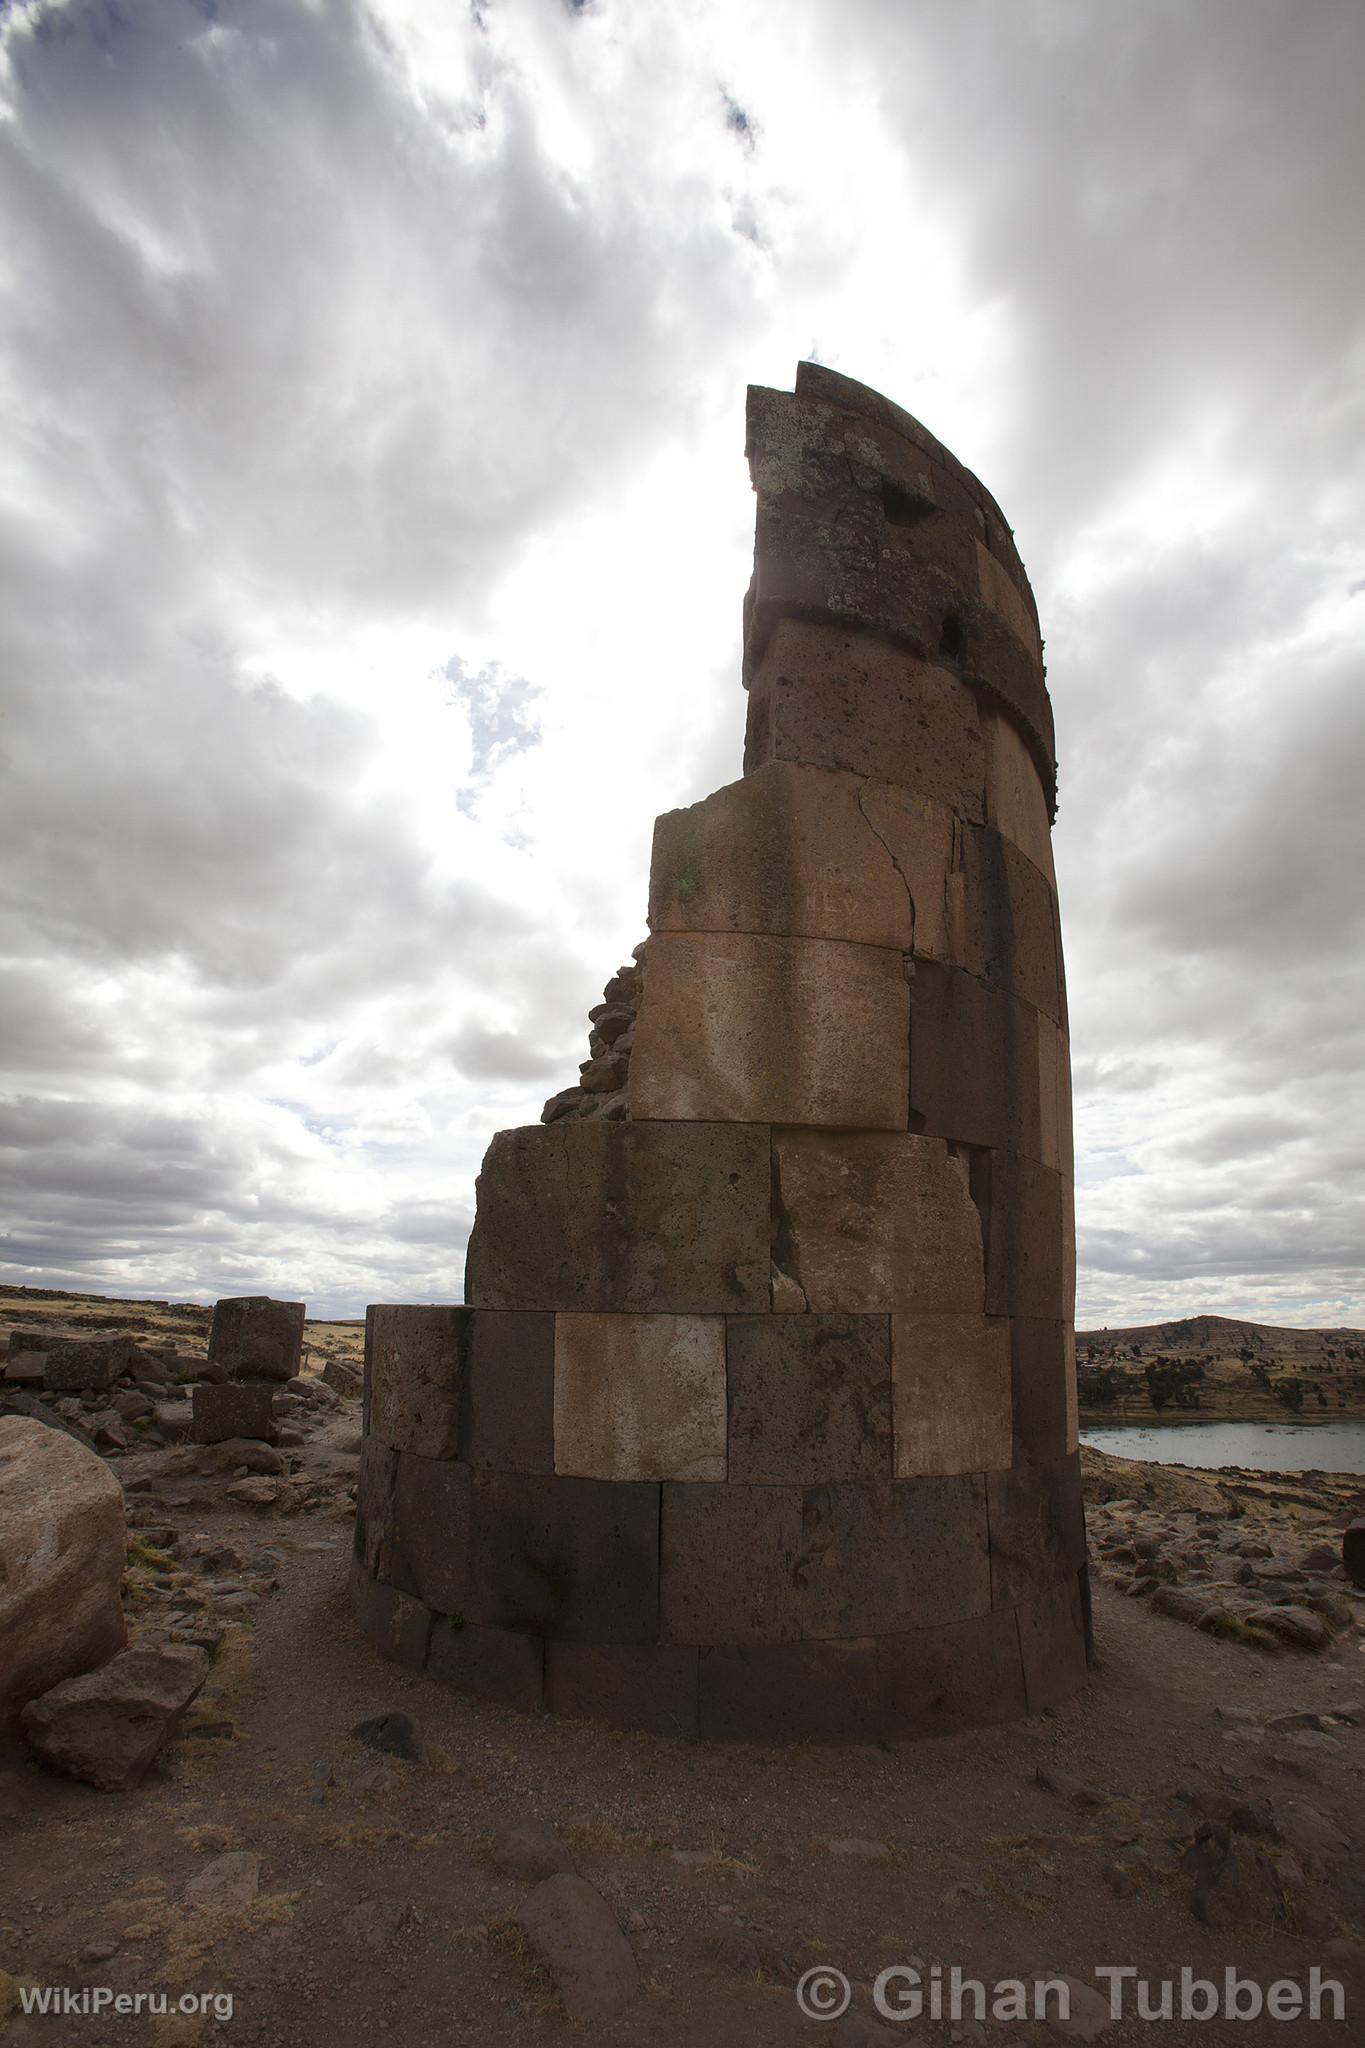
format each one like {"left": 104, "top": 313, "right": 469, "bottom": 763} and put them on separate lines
{"left": 0, "top": 1420, "right": 1361, "bottom": 2045}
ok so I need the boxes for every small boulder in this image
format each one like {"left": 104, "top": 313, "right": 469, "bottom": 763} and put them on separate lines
{"left": 0, "top": 1417, "right": 127, "bottom": 1728}
{"left": 200, "top": 1439, "right": 285, "bottom": 1476}
{"left": 491, "top": 1821, "right": 577, "bottom": 1883}
{"left": 353, "top": 1711, "right": 426, "bottom": 1763}
{"left": 225, "top": 1477, "right": 281, "bottom": 1509}
{"left": 182, "top": 1851, "right": 260, "bottom": 1913}
{"left": 516, "top": 1873, "right": 639, "bottom": 2024}
{"left": 321, "top": 1358, "right": 363, "bottom": 1398}
{"left": 21, "top": 1641, "right": 208, "bottom": 1790}
{"left": 1343, "top": 1520, "right": 1365, "bottom": 1590}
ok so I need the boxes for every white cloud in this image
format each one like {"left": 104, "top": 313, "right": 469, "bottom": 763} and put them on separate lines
{"left": 1, "top": 0, "right": 1361, "bottom": 1321}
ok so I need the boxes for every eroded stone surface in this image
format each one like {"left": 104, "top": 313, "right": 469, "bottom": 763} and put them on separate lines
{"left": 773, "top": 1131, "right": 984, "bottom": 1312}
{"left": 207, "top": 1296, "right": 304, "bottom": 1384}
{"left": 725, "top": 1314, "right": 892, "bottom": 1483}
{"left": 365, "top": 1305, "right": 469, "bottom": 1459}
{"left": 891, "top": 1314, "right": 1013, "bottom": 1477}
{"left": 628, "top": 930, "right": 909, "bottom": 1128}
{"left": 465, "top": 1123, "right": 769, "bottom": 1313}
{"left": 554, "top": 1314, "right": 726, "bottom": 1482}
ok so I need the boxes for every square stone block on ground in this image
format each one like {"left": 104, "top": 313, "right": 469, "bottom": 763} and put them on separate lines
{"left": 772, "top": 1131, "right": 984, "bottom": 1312}
{"left": 742, "top": 620, "right": 986, "bottom": 825}
{"left": 208, "top": 1297, "right": 304, "bottom": 1384}
{"left": 660, "top": 1483, "right": 805, "bottom": 1645}
{"left": 986, "top": 1452, "right": 1087, "bottom": 1611}
{"left": 545, "top": 1642, "right": 700, "bottom": 1740}
{"left": 191, "top": 1380, "right": 274, "bottom": 1445}
{"left": 983, "top": 1153, "right": 1067, "bottom": 1320}
{"left": 983, "top": 709, "right": 1054, "bottom": 881}
{"left": 463, "top": 1122, "right": 769, "bottom": 1314}
{"left": 908, "top": 963, "right": 1046, "bottom": 1160}
{"left": 794, "top": 1475, "right": 991, "bottom": 1639}
{"left": 349, "top": 1560, "right": 431, "bottom": 1673}
{"left": 364, "top": 1304, "right": 469, "bottom": 1459}
{"left": 725, "top": 1313, "right": 891, "bottom": 1484}
{"left": 649, "top": 760, "right": 956, "bottom": 957}
{"left": 628, "top": 931, "right": 909, "bottom": 1130}
{"left": 1016, "top": 1569, "right": 1089, "bottom": 1714}
{"left": 947, "top": 825, "right": 1063, "bottom": 1024}
{"left": 460, "top": 1312, "right": 554, "bottom": 1474}
{"left": 891, "top": 1314, "right": 1012, "bottom": 1477}
{"left": 699, "top": 1639, "right": 883, "bottom": 1744}
{"left": 387, "top": 1452, "right": 472, "bottom": 1616}
{"left": 1008, "top": 1318, "right": 1074, "bottom": 1463}
{"left": 465, "top": 1473, "right": 660, "bottom": 1644}
{"left": 426, "top": 1618, "right": 544, "bottom": 1712}
{"left": 876, "top": 1606, "right": 1028, "bottom": 1739}
{"left": 554, "top": 1314, "right": 726, "bottom": 1482}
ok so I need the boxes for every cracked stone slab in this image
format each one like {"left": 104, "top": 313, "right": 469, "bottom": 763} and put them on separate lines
{"left": 628, "top": 930, "right": 910, "bottom": 1128}
{"left": 648, "top": 760, "right": 955, "bottom": 954}
{"left": 772, "top": 1130, "right": 984, "bottom": 1312}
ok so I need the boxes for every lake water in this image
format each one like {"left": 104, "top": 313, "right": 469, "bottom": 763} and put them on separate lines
{"left": 1079, "top": 1419, "right": 1365, "bottom": 1475}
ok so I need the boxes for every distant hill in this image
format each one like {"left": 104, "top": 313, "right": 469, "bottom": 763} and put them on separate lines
{"left": 1076, "top": 1315, "right": 1365, "bottom": 1425}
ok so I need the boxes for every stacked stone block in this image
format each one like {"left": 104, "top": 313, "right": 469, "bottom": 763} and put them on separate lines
{"left": 352, "top": 363, "right": 1088, "bottom": 1741}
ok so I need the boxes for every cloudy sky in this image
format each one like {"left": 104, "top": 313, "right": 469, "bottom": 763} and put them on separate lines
{"left": 1, "top": 0, "right": 1361, "bottom": 1327}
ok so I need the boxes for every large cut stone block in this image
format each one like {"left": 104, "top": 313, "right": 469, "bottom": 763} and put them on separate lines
{"left": 191, "top": 1380, "right": 274, "bottom": 1445}
{"left": 983, "top": 1154, "right": 1067, "bottom": 1319}
{"left": 465, "top": 1473, "right": 659, "bottom": 1643}
{"left": 725, "top": 1314, "right": 892, "bottom": 1484}
{"left": 986, "top": 1452, "right": 1087, "bottom": 1611}
{"left": 387, "top": 1453, "right": 472, "bottom": 1615}
{"left": 649, "top": 761, "right": 955, "bottom": 956}
{"left": 891, "top": 1314, "right": 1012, "bottom": 1477}
{"left": 554, "top": 1314, "right": 726, "bottom": 1482}
{"left": 427, "top": 1618, "right": 544, "bottom": 1712}
{"left": 1008, "top": 1318, "right": 1073, "bottom": 1463}
{"left": 628, "top": 931, "right": 909, "bottom": 1129}
{"left": 699, "top": 1639, "right": 882, "bottom": 1744}
{"left": 460, "top": 1311, "right": 554, "bottom": 1474}
{"left": 349, "top": 1560, "right": 432, "bottom": 1672}
{"left": 876, "top": 1606, "right": 1027, "bottom": 1739}
{"left": 908, "top": 963, "right": 1046, "bottom": 1159}
{"left": 364, "top": 1304, "right": 469, "bottom": 1458}
{"left": 772, "top": 1131, "right": 984, "bottom": 1312}
{"left": 983, "top": 709, "right": 1053, "bottom": 879}
{"left": 743, "top": 621, "right": 986, "bottom": 823}
{"left": 795, "top": 1476, "right": 991, "bottom": 1638}
{"left": 975, "top": 540, "right": 1042, "bottom": 660}
{"left": 208, "top": 1296, "right": 305, "bottom": 1383}
{"left": 545, "top": 1642, "right": 700, "bottom": 1740}
{"left": 1016, "top": 1571, "right": 1089, "bottom": 1714}
{"left": 464, "top": 1122, "right": 769, "bottom": 1313}
{"left": 660, "top": 1483, "right": 804, "bottom": 1645}
{"left": 354, "top": 1436, "right": 397, "bottom": 1578}
{"left": 948, "top": 825, "right": 1063, "bottom": 1024}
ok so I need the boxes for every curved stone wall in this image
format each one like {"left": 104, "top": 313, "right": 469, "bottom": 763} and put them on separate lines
{"left": 351, "top": 363, "right": 1089, "bottom": 1742}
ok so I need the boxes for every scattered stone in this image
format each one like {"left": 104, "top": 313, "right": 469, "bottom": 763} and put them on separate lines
{"left": 79, "top": 1942, "right": 120, "bottom": 1964}
{"left": 707, "top": 1928, "right": 762, "bottom": 1976}
{"left": 1042, "top": 1975, "right": 1113, "bottom": 2041}
{"left": 225, "top": 1477, "right": 281, "bottom": 1509}
{"left": 337, "top": 1898, "right": 411, "bottom": 1951}
{"left": 515, "top": 1873, "right": 639, "bottom": 2024}
{"left": 831, "top": 2016, "right": 901, "bottom": 2048}
{"left": 827, "top": 1837, "right": 893, "bottom": 1860}
{"left": 153, "top": 1400, "right": 194, "bottom": 1439}
{"left": 1035, "top": 1766, "right": 1107, "bottom": 1810}
{"left": 0, "top": 1417, "right": 127, "bottom": 1726}
{"left": 21, "top": 1641, "right": 208, "bottom": 1790}
{"left": 322, "top": 1358, "right": 363, "bottom": 1398}
{"left": 198, "top": 1437, "right": 285, "bottom": 1476}
{"left": 352, "top": 1711, "right": 426, "bottom": 1764}
{"left": 490, "top": 1821, "right": 577, "bottom": 1883}
{"left": 183, "top": 1851, "right": 260, "bottom": 1913}
{"left": 1244, "top": 1605, "right": 1332, "bottom": 1651}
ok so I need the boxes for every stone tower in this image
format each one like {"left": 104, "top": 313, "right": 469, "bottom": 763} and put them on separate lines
{"left": 352, "top": 363, "right": 1088, "bottom": 1742}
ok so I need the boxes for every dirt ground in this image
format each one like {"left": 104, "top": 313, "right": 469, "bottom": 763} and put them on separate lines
{"left": 3, "top": 1434, "right": 1364, "bottom": 2048}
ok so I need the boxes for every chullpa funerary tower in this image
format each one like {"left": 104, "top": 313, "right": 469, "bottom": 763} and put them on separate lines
{"left": 352, "top": 363, "right": 1088, "bottom": 1742}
